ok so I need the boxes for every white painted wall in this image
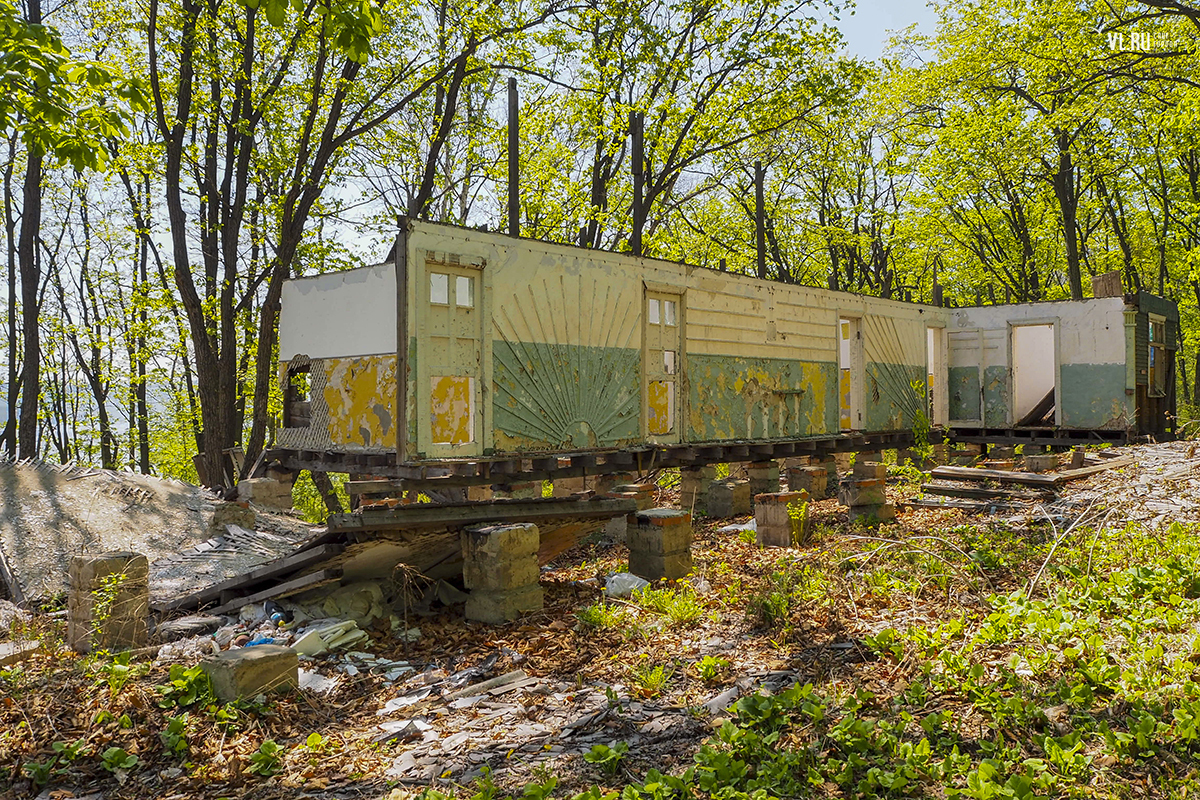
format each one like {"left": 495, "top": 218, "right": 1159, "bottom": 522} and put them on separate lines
{"left": 1011, "top": 324, "right": 1055, "bottom": 419}
{"left": 951, "top": 297, "right": 1126, "bottom": 366}
{"left": 279, "top": 264, "right": 397, "bottom": 360}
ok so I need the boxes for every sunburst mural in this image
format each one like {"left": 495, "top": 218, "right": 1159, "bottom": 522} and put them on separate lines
{"left": 491, "top": 273, "right": 642, "bottom": 451}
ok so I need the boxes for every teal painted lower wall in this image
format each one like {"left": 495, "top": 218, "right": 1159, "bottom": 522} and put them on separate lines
{"left": 949, "top": 366, "right": 981, "bottom": 421}
{"left": 1060, "top": 363, "right": 1130, "bottom": 429}
{"left": 864, "top": 362, "right": 925, "bottom": 431}
{"left": 492, "top": 341, "right": 640, "bottom": 450}
{"left": 687, "top": 354, "right": 838, "bottom": 440}
{"left": 983, "top": 366, "right": 1009, "bottom": 426}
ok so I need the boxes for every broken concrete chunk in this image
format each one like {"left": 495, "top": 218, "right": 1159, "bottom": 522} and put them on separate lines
{"left": 202, "top": 643, "right": 298, "bottom": 702}
{"left": 155, "top": 614, "right": 225, "bottom": 643}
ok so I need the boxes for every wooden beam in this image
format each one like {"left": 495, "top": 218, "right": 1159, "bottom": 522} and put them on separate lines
{"left": 206, "top": 569, "right": 343, "bottom": 616}
{"left": 920, "top": 484, "right": 1052, "bottom": 502}
{"left": 930, "top": 466, "right": 1058, "bottom": 488}
{"left": 328, "top": 496, "right": 638, "bottom": 532}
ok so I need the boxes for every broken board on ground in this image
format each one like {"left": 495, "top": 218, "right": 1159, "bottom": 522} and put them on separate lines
{"left": 154, "top": 495, "right": 638, "bottom": 615}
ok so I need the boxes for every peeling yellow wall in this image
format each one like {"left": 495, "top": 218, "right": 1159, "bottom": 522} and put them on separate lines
{"left": 323, "top": 355, "right": 397, "bottom": 450}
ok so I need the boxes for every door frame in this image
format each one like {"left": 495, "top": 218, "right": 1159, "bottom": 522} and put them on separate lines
{"left": 642, "top": 282, "right": 686, "bottom": 444}
{"left": 837, "top": 315, "right": 864, "bottom": 431}
{"left": 1007, "top": 318, "right": 1060, "bottom": 426}
{"left": 415, "top": 251, "right": 491, "bottom": 458}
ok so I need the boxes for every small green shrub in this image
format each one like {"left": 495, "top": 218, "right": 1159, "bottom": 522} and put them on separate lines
{"left": 100, "top": 746, "right": 138, "bottom": 773}
{"left": 584, "top": 741, "right": 629, "bottom": 777}
{"left": 247, "top": 739, "right": 284, "bottom": 777}
{"left": 577, "top": 602, "right": 625, "bottom": 630}
{"left": 694, "top": 655, "right": 731, "bottom": 682}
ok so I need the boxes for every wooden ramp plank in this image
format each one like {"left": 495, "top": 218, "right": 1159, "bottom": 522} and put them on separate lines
{"left": 920, "top": 484, "right": 1052, "bottom": 501}
{"left": 930, "top": 466, "right": 1058, "bottom": 488}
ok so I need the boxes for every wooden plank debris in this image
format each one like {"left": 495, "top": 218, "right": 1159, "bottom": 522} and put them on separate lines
{"left": 152, "top": 543, "right": 346, "bottom": 613}
{"left": 919, "top": 484, "right": 1052, "bottom": 502}
{"left": 930, "top": 456, "right": 1134, "bottom": 489}
{"left": 206, "top": 568, "right": 343, "bottom": 616}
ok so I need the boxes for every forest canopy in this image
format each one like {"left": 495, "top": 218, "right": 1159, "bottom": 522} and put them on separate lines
{"left": 1, "top": 0, "right": 1198, "bottom": 480}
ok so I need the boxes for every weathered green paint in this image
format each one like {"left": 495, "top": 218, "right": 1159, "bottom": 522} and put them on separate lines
{"left": 687, "top": 354, "right": 837, "bottom": 440}
{"left": 949, "top": 366, "right": 981, "bottom": 421}
{"left": 1060, "top": 363, "right": 1130, "bottom": 429}
{"left": 405, "top": 336, "right": 418, "bottom": 458}
{"left": 492, "top": 341, "right": 640, "bottom": 450}
{"left": 982, "top": 365, "right": 1009, "bottom": 426}
{"left": 864, "top": 362, "right": 924, "bottom": 431}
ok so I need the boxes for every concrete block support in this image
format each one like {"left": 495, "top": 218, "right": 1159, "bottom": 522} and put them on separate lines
{"left": 838, "top": 474, "right": 895, "bottom": 528}
{"left": 612, "top": 484, "right": 656, "bottom": 511}
{"left": 594, "top": 472, "right": 636, "bottom": 497}
{"left": 814, "top": 455, "right": 838, "bottom": 496}
{"left": 209, "top": 502, "right": 256, "bottom": 537}
{"left": 628, "top": 509, "right": 692, "bottom": 581}
{"left": 461, "top": 523, "right": 543, "bottom": 624}
{"left": 754, "top": 491, "right": 808, "bottom": 548}
{"left": 237, "top": 478, "right": 293, "bottom": 510}
{"left": 552, "top": 476, "right": 587, "bottom": 498}
{"left": 852, "top": 461, "right": 887, "bottom": 480}
{"left": 1070, "top": 447, "right": 1086, "bottom": 469}
{"left": 68, "top": 552, "right": 149, "bottom": 653}
{"left": 680, "top": 465, "right": 718, "bottom": 514}
{"left": 747, "top": 461, "right": 781, "bottom": 496}
{"left": 707, "top": 479, "right": 751, "bottom": 518}
{"left": 988, "top": 445, "right": 1017, "bottom": 460}
{"left": 467, "top": 485, "right": 494, "bottom": 502}
{"left": 929, "top": 443, "right": 948, "bottom": 465}
{"left": 786, "top": 466, "right": 828, "bottom": 498}
{"left": 494, "top": 481, "right": 541, "bottom": 500}
{"left": 202, "top": 644, "right": 298, "bottom": 702}
{"left": 1025, "top": 454, "right": 1060, "bottom": 473}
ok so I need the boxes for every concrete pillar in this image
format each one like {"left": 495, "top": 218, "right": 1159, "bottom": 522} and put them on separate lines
{"left": 612, "top": 483, "right": 656, "bottom": 511}
{"left": 68, "top": 552, "right": 149, "bottom": 653}
{"left": 746, "top": 461, "right": 781, "bottom": 496}
{"left": 754, "top": 491, "right": 808, "bottom": 548}
{"left": 929, "top": 443, "right": 948, "bottom": 465}
{"left": 707, "top": 479, "right": 751, "bottom": 518}
{"left": 833, "top": 452, "right": 854, "bottom": 473}
{"left": 988, "top": 445, "right": 1017, "bottom": 460}
{"left": 461, "top": 523, "right": 543, "bottom": 624}
{"left": 680, "top": 465, "right": 717, "bottom": 514}
{"left": 552, "top": 476, "right": 588, "bottom": 498}
{"left": 1070, "top": 446, "right": 1086, "bottom": 469}
{"left": 838, "top": 465, "right": 895, "bottom": 526}
{"left": 628, "top": 509, "right": 692, "bottom": 581}
{"left": 1025, "top": 454, "right": 1060, "bottom": 473}
{"left": 786, "top": 466, "right": 828, "bottom": 498}
{"left": 494, "top": 481, "right": 540, "bottom": 500}
{"left": 201, "top": 645, "right": 298, "bottom": 702}
{"left": 236, "top": 478, "right": 293, "bottom": 510}
{"left": 467, "top": 485, "right": 494, "bottom": 502}
{"left": 209, "top": 501, "right": 256, "bottom": 536}
{"left": 814, "top": 454, "right": 838, "bottom": 496}
{"left": 855, "top": 450, "right": 881, "bottom": 466}
{"left": 594, "top": 472, "right": 636, "bottom": 497}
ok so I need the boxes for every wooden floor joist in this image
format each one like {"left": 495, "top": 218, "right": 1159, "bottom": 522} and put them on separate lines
{"left": 930, "top": 456, "right": 1135, "bottom": 488}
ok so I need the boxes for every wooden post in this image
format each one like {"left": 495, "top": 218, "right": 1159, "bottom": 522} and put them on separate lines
{"left": 507, "top": 77, "right": 519, "bottom": 238}
{"left": 395, "top": 217, "right": 409, "bottom": 461}
{"left": 755, "top": 161, "right": 766, "bottom": 279}
{"left": 631, "top": 111, "right": 643, "bottom": 257}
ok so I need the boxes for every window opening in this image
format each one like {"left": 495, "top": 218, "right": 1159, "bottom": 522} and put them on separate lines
{"left": 430, "top": 273, "right": 449, "bottom": 304}
{"left": 455, "top": 275, "right": 474, "bottom": 308}
{"left": 286, "top": 364, "right": 312, "bottom": 429}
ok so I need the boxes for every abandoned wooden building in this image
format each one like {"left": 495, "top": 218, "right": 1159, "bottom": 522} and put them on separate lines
{"left": 260, "top": 219, "right": 1178, "bottom": 489}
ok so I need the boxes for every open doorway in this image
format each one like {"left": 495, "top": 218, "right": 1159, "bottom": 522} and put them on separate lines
{"left": 926, "top": 327, "right": 946, "bottom": 425}
{"left": 838, "top": 317, "right": 862, "bottom": 431}
{"left": 1011, "top": 324, "right": 1055, "bottom": 426}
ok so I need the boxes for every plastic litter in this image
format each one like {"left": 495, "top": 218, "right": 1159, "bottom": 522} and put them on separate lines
{"left": 716, "top": 519, "right": 756, "bottom": 533}
{"left": 604, "top": 572, "right": 650, "bottom": 597}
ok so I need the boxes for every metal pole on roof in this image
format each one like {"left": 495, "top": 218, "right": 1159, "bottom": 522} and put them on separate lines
{"left": 755, "top": 161, "right": 766, "bottom": 280}
{"left": 507, "top": 77, "right": 520, "bottom": 238}
{"left": 631, "top": 110, "right": 644, "bottom": 257}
